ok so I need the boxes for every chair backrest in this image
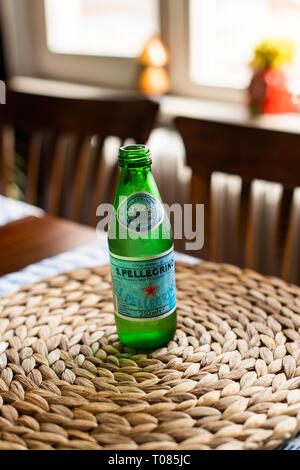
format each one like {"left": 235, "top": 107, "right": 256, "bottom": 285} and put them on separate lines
{"left": 175, "top": 116, "right": 300, "bottom": 284}
{"left": 0, "top": 89, "right": 159, "bottom": 225}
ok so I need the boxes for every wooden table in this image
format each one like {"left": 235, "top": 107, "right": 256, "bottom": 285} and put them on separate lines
{"left": 0, "top": 214, "right": 100, "bottom": 276}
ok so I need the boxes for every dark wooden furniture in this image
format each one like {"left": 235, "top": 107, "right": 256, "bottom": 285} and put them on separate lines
{"left": 175, "top": 116, "right": 300, "bottom": 284}
{"left": 0, "top": 89, "right": 159, "bottom": 226}
{"left": 0, "top": 214, "right": 100, "bottom": 276}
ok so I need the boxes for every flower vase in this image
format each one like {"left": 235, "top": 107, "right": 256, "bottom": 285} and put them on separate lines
{"left": 247, "top": 69, "right": 293, "bottom": 116}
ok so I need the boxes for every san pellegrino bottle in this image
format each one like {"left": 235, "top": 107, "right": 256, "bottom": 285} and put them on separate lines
{"left": 108, "top": 144, "right": 177, "bottom": 350}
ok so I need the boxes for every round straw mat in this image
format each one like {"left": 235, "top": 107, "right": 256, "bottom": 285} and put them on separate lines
{"left": 0, "top": 261, "right": 300, "bottom": 450}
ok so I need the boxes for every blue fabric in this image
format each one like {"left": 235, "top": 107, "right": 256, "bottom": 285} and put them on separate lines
{"left": 0, "top": 195, "right": 43, "bottom": 226}
{"left": 0, "top": 239, "right": 109, "bottom": 297}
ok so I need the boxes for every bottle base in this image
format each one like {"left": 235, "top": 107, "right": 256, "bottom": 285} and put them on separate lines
{"left": 115, "top": 311, "right": 177, "bottom": 351}
{"left": 118, "top": 329, "right": 176, "bottom": 351}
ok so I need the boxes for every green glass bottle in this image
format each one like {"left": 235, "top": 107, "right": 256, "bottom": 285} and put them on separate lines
{"left": 108, "top": 144, "right": 177, "bottom": 350}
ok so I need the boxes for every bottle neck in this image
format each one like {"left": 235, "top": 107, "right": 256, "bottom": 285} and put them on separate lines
{"left": 119, "top": 166, "right": 152, "bottom": 187}
{"left": 118, "top": 144, "right": 152, "bottom": 170}
{"left": 116, "top": 144, "right": 158, "bottom": 202}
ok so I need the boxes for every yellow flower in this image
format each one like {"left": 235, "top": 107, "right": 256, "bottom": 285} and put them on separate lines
{"left": 250, "top": 37, "right": 295, "bottom": 70}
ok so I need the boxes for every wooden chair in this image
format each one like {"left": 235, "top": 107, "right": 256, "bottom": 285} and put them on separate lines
{"left": 175, "top": 116, "right": 300, "bottom": 285}
{"left": 0, "top": 89, "right": 159, "bottom": 226}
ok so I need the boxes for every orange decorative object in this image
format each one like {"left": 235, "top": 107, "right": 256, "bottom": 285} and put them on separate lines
{"left": 139, "top": 36, "right": 169, "bottom": 67}
{"left": 138, "top": 36, "right": 170, "bottom": 95}
{"left": 139, "top": 66, "right": 170, "bottom": 95}
{"left": 248, "top": 69, "right": 294, "bottom": 116}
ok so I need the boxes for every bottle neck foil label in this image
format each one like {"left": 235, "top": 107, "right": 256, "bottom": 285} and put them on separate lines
{"left": 109, "top": 247, "right": 176, "bottom": 321}
{"left": 117, "top": 192, "right": 164, "bottom": 233}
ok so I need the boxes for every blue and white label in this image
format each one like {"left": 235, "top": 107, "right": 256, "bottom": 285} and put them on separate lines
{"left": 110, "top": 248, "right": 176, "bottom": 320}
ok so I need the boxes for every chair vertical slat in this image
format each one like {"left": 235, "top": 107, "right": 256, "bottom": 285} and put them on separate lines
{"left": 211, "top": 172, "right": 242, "bottom": 264}
{"left": 282, "top": 188, "right": 300, "bottom": 284}
{"left": 88, "top": 138, "right": 106, "bottom": 228}
{"left": 0, "top": 126, "right": 15, "bottom": 197}
{"left": 89, "top": 137, "right": 120, "bottom": 227}
{"left": 246, "top": 180, "right": 283, "bottom": 276}
{"left": 47, "top": 134, "right": 70, "bottom": 216}
{"left": 25, "top": 132, "right": 43, "bottom": 205}
{"left": 190, "top": 172, "right": 210, "bottom": 259}
{"left": 70, "top": 136, "right": 94, "bottom": 223}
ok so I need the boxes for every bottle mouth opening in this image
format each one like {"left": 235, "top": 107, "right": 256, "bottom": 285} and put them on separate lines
{"left": 119, "top": 144, "right": 152, "bottom": 168}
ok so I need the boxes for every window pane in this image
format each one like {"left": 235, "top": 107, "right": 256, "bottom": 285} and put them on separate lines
{"left": 190, "top": 0, "right": 300, "bottom": 89}
{"left": 45, "top": 0, "right": 159, "bottom": 58}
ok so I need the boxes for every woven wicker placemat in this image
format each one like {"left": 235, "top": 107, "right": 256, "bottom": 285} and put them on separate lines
{"left": 0, "top": 261, "right": 300, "bottom": 450}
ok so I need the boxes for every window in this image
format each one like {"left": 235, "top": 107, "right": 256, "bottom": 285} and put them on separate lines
{"left": 190, "top": 0, "right": 300, "bottom": 90}
{"left": 4, "top": 0, "right": 300, "bottom": 101}
{"left": 45, "top": 0, "right": 160, "bottom": 58}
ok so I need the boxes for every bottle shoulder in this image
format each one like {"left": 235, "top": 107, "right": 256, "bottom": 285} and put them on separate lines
{"left": 108, "top": 232, "right": 174, "bottom": 259}
{"left": 108, "top": 167, "right": 174, "bottom": 258}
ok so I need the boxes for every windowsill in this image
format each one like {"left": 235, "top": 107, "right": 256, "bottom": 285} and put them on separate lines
{"left": 8, "top": 76, "right": 300, "bottom": 135}
{"left": 161, "top": 94, "right": 300, "bottom": 135}
{"left": 7, "top": 76, "right": 144, "bottom": 100}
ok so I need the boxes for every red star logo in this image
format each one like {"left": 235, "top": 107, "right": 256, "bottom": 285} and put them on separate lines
{"left": 142, "top": 282, "right": 159, "bottom": 298}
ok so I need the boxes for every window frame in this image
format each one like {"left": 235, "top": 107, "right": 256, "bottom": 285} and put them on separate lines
{"left": 166, "top": 0, "right": 244, "bottom": 103}
{"left": 1, "top": 0, "right": 168, "bottom": 90}
{"left": 31, "top": 0, "right": 167, "bottom": 90}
